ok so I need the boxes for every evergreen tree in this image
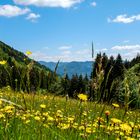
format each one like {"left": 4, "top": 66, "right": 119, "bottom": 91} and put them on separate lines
{"left": 91, "top": 53, "right": 102, "bottom": 79}
{"left": 69, "top": 74, "right": 79, "bottom": 97}
{"left": 77, "top": 74, "right": 85, "bottom": 93}
{"left": 61, "top": 74, "right": 70, "bottom": 95}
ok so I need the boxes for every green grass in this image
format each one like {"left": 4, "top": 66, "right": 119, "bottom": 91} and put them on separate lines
{"left": 0, "top": 88, "right": 140, "bottom": 140}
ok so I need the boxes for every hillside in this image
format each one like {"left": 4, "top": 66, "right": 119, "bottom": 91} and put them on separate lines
{"left": 0, "top": 41, "right": 53, "bottom": 91}
{"left": 39, "top": 61, "right": 93, "bottom": 78}
{"left": 0, "top": 41, "right": 51, "bottom": 71}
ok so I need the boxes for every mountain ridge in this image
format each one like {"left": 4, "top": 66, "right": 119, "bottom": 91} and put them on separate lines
{"left": 39, "top": 61, "right": 94, "bottom": 78}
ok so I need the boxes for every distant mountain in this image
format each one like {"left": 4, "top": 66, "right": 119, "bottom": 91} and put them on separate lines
{"left": 0, "top": 41, "right": 51, "bottom": 72}
{"left": 39, "top": 61, "right": 94, "bottom": 78}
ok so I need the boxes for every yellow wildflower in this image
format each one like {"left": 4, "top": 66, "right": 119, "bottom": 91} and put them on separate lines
{"left": 47, "top": 116, "right": 54, "bottom": 121}
{"left": 77, "top": 94, "right": 88, "bottom": 101}
{"left": 111, "top": 118, "right": 122, "bottom": 124}
{"left": 0, "top": 60, "right": 7, "bottom": 65}
{"left": 40, "top": 104, "right": 46, "bottom": 109}
{"left": 34, "top": 116, "right": 41, "bottom": 121}
{"left": 4, "top": 105, "right": 14, "bottom": 113}
{"left": 79, "top": 125, "right": 85, "bottom": 130}
{"left": 26, "top": 51, "right": 32, "bottom": 56}
{"left": 120, "top": 123, "right": 132, "bottom": 132}
{"left": 43, "top": 112, "right": 48, "bottom": 117}
{"left": 86, "top": 127, "right": 92, "bottom": 134}
{"left": 112, "top": 103, "right": 119, "bottom": 108}
{"left": 68, "top": 117, "right": 74, "bottom": 122}
{"left": 125, "top": 137, "right": 136, "bottom": 140}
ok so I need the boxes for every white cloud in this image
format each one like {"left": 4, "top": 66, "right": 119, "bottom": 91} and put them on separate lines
{"left": 0, "top": 5, "right": 30, "bottom": 17}
{"left": 59, "top": 46, "right": 72, "bottom": 50}
{"left": 91, "top": 2, "right": 96, "bottom": 7}
{"left": 108, "top": 14, "right": 140, "bottom": 24}
{"left": 13, "top": 0, "right": 84, "bottom": 8}
{"left": 26, "top": 13, "right": 40, "bottom": 22}
{"left": 111, "top": 44, "right": 140, "bottom": 50}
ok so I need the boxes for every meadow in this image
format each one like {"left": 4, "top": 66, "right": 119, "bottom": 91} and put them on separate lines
{"left": 0, "top": 87, "right": 139, "bottom": 140}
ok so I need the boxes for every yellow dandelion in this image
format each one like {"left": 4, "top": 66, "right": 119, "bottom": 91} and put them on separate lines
{"left": 79, "top": 125, "right": 85, "bottom": 130}
{"left": 111, "top": 118, "right": 122, "bottom": 124}
{"left": 4, "top": 105, "right": 14, "bottom": 113}
{"left": 120, "top": 123, "right": 132, "bottom": 132}
{"left": 68, "top": 117, "right": 74, "bottom": 122}
{"left": 125, "top": 137, "right": 136, "bottom": 140}
{"left": 43, "top": 112, "right": 48, "bottom": 117}
{"left": 0, "top": 60, "right": 7, "bottom": 65}
{"left": 34, "top": 116, "right": 41, "bottom": 121}
{"left": 47, "top": 116, "right": 54, "bottom": 121}
{"left": 112, "top": 103, "right": 119, "bottom": 108}
{"left": 77, "top": 94, "right": 88, "bottom": 101}
{"left": 40, "top": 104, "right": 46, "bottom": 109}
{"left": 26, "top": 51, "right": 32, "bottom": 56}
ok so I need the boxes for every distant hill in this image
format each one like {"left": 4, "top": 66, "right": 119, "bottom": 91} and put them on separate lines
{"left": 0, "top": 41, "right": 52, "bottom": 91}
{"left": 0, "top": 41, "right": 51, "bottom": 72}
{"left": 39, "top": 61, "right": 94, "bottom": 78}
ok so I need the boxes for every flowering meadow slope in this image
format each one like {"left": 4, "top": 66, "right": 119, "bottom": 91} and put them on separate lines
{"left": 0, "top": 88, "right": 140, "bottom": 140}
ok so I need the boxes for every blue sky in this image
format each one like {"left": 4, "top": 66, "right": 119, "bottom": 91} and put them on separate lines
{"left": 0, "top": 0, "right": 140, "bottom": 62}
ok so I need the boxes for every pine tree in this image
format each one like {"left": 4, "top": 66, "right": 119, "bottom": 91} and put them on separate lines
{"left": 69, "top": 74, "right": 79, "bottom": 97}
{"left": 91, "top": 53, "right": 102, "bottom": 79}
{"left": 77, "top": 74, "right": 85, "bottom": 93}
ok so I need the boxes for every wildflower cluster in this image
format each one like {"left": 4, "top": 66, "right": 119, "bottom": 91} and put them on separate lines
{"left": 0, "top": 90, "right": 139, "bottom": 140}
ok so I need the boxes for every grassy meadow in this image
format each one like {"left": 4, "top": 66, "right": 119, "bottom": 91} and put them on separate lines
{"left": 0, "top": 87, "right": 140, "bottom": 140}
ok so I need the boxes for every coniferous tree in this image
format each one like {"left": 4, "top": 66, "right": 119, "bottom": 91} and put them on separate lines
{"left": 77, "top": 74, "right": 85, "bottom": 93}
{"left": 61, "top": 74, "right": 70, "bottom": 96}
{"left": 69, "top": 74, "right": 78, "bottom": 97}
{"left": 91, "top": 53, "right": 102, "bottom": 79}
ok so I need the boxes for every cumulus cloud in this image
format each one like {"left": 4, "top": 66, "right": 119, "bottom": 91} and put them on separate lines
{"left": 13, "top": 0, "right": 84, "bottom": 8}
{"left": 59, "top": 46, "right": 72, "bottom": 50}
{"left": 0, "top": 4, "right": 30, "bottom": 17}
{"left": 26, "top": 13, "right": 40, "bottom": 22}
{"left": 111, "top": 45, "right": 140, "bottom": 50}
{"left": 91, "top": 2, "right": 96, "bottom": 7}
{"left": 108, "top": 14, "right": 140, "bottom": 24}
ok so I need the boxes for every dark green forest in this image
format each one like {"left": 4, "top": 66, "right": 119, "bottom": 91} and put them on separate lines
{"left": 0, "top": 41, "right": 140, "bottom": 108}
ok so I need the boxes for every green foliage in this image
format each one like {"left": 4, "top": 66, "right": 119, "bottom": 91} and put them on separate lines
{"left": 0, "top": 89, "right": 139, "bottom": 140}
{"left": 118, "top": 63, "right": 140, "bottom": 108}
{"left": 0, "top": 41, "right": 53, "bottom": 92}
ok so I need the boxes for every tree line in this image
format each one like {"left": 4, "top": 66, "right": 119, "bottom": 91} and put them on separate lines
{"left": 0, "top": 41, "right": 140, "bottom": 108}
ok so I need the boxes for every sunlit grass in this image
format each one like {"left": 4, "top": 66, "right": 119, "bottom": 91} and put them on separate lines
{"left": 0, "top": 88, "right": 140, "bottom": 140}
